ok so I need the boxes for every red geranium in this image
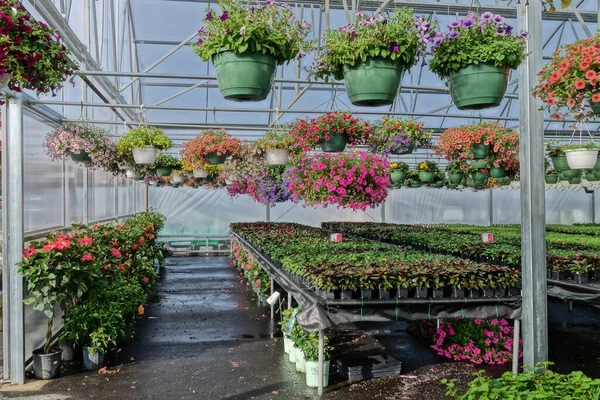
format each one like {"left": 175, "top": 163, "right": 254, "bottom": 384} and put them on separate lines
{"left": 181, "top": 129, "right": 242, "bottom": 169}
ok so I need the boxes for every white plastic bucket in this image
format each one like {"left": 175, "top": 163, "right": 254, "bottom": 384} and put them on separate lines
{"left": 305, "top": 360, "right": 330, "bottom": 388}
{"left": 295, "top": 347, "right": 306, "bottom": 373}
{"left": 565, "top": 149, "right": 599, "bottom": 170}
{"left": 193, "top": 169, "right": 209, "bottom": 178}
{"left": 172, "top": 175, "right": 185, "bottom": 183}
{"left": 266, "top": 149, "right": 290, "bottom": 165}
{"left": 288, "top": 344, "right": 296, "bottom": 363}
{"left": 283, "top": 335, "right": 290, "bottom": 354}
{"left": 132, "top": 146, "right": 158, "bottom": 164}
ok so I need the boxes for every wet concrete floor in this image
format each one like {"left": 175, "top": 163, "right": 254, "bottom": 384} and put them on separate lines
{"left": 1, "top": 257, "right": 599, "bottom": 400}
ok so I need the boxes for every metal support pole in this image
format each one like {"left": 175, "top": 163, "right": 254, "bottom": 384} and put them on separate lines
{"left": 83, "top": 169, "right": 89, "bottom": 224}
{"left": 287, "top": 292, "right": 292, "bottom": 309}
{"left": 4, "top": 93, "right": 25, "bottom": 384}
{"left": 381, "top": 200, "right": 386, "bottom": 222}
{"left": 518, "top": 1, "right": 548, "bottom": 368}
{"left": 512, "top": 319, "right": 520, "bottom": 375}
{"left": 144, "top": 183, "right": 149, "bottom": 211}
{"left": 265, "top": 205, "right": 271, "bottom": 222}
{"left": 318, "top": 330, "right": 324, "bottom": 396}
{"left": 1, "top": 103, "right": 8, "bottom": 381}
{"left": 489, "top": 190, "right": 494, "bottom": 226}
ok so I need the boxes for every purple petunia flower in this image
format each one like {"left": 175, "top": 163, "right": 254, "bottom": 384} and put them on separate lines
{"left": 448, "top": 30, "right": 460, "bottom": 39}
{"left": 461, "top": 18, "right": 475, "bottom": 28}
{"left": 517, "top": 30, "right": 529, "bottom": 39}
{"left": 432, "top": 36, "right": 443, "bottom": 48}
{"left": 504, "top": 24, "right": 513, "bottom": 34}
{"left": 481, "top": 12, "right": 494, "bottom": 20}
{"left": 493, "top": 15, "right": 505, "bottom": 24}
{"left": 389, "top": 41, "right": 400, "bottom": 53}
{"left": 220, "top": 11, "right": 229, "bottom": 21}
{"left": 449, "top": 21, "right": 461, "bottom": 29}
{"left": 496, "top": 27, "right": 506, "bottom": 35}
{"left": 266, "top": 0, "right": 275, "bottom": 5}
{"left": 205, "top": 10, "right": 214, "bottom": 21}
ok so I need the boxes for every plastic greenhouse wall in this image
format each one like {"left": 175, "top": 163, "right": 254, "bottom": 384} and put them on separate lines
{"left": 149, "top": 186, "right": 600, "bottom": 235}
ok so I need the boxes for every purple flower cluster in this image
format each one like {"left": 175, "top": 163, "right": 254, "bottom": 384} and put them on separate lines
{"left": 252, "top": 175, "right": 291, "bottom": 206}
{"left": 432, "top": 11, "right": 527, "bottom": 50}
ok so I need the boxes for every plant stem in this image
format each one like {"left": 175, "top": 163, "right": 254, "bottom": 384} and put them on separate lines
{"left": 44, "top": 305, "right": 54, "bottom": 354}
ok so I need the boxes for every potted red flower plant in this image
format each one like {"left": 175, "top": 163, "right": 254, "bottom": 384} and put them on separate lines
{"left": 181, "top": 129, "right": 242, "bottom": 169}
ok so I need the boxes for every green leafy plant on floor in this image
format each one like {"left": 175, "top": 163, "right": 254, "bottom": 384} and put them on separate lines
{"left": 443, "top": 362, "right": 600, "bottom": 399}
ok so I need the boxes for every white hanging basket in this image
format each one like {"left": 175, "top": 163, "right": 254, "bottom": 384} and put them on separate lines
{"left": 148, "top": 180, "right": 159, "bottom": 186}
{"left": 509, "top": 181, "right": 520, "bottom": 190}
{"left": 0, "top": 73, "right": 12, "bottom": 89}
{"left": 193, "top": 169, "right": 209, "bottom": 178}
{"left": 172, "top": 175, "right": 185, "bottom": 183}
{"left": 225, "top": 178, "right": 234, "bottom": 185}
{"left": 305, "top": 360, "right": 330, "bottom": 388}
{"left": 132, "top": 146, "right": 158, "bottom": 165}
{"left": 564, "top": 149, "right": 599, "bottom": 170}
{"left": 125, "top": 169, "right": 136, "bottom": 179}
{"left": 266, "top": 149, "right": 290, "bottom": 166}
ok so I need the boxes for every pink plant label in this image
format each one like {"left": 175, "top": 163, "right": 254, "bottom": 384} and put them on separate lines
{"left": 481, "top": 233, "right": 494, "bottom": 243}
{"left": 330, "top": 233, "right": 343, "bottom": 242}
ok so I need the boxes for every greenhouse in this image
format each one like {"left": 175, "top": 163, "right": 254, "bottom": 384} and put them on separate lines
{"left": 1, "top": 0, "right": 600, "bottom": 398}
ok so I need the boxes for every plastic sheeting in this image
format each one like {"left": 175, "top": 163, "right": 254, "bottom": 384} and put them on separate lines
{"left": 149, "top": 187, "right": 600, "bottom": 234}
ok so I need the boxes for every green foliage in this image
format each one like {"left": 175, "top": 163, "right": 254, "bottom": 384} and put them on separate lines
{"left": 256, "top": 129, "right": 298, "bottom": 152}
{"left": 312, "top": 8, "right": 434, "bottom": 81}
{"left": 429, "top": 12, "right": 527, "bottom": 79}
{"left": 561, "top": 142, "right": 600, "bottom": 151}
{"left": 116, "top": 126, "right": 173, "bottom": 155}
{"left": 443, "top": 362, "right": 600, "bottom": 400}
{"left": 389, "top": 162, "right": 409, "bottom": 172}
{"left": 301, "top": 333, "right": 332, "bottom": 362}
{"left": 417, "top": 160, "right": 439, "bottom": 171}
{"left": 153, "top": 154, "right": 182, "bottom": 169}
{"left": 446, "top": 161, "right": 468, "bottom": 174}
{"left": 193, "top": 0, "right": 313, "bottom": 65}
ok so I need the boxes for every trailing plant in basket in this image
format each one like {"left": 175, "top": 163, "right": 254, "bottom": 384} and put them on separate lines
{"left": 312, "top": 8, "right": 435, "bottom": 81}
{"left": 289, "top": 111, "right": 372, "bottom": 152}
{"left": 255, "top": 128, "right": 301, "bottom": 155}
{"left": 416, "top": 160, "right": 438, "bottom": 172}
{"left": 116, "top": 126, "right": 172, "bottom": 155}
{"left": 368, "top": 117, "right": 431, "bottom": 155}
{"left": 287, "top": 152, "right": 390, "bottom": 211}
{"left": 534, "top": 32, "right": 600, "bottom": 119}
{"left": 153, "top": 154, "right": 181, "bottom": 170}
{"left": 429, "top": 11, "right": 528, "bottom": 80}
{"left": 43, "top": 123, "right": 117, "bottom": 169}
{"left": 181, "top": 129, "right": 242, "bottom": 169}
{"left": 0, "top": 0, "right": 74, "bottom": 99}
{"left": 192, "top": 0, "right": 313, "bottom": 65}
{"left": 389, "top": 162, "right": 409, "bottom": 172}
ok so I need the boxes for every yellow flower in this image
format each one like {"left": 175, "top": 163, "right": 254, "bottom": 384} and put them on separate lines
{"left": 390, "top": 162, "right": 399, "bottom": 168}
{"left": 419, "top": 161, "right": 428, "bottom": 170}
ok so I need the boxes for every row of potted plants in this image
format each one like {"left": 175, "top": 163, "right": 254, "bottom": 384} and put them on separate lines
{"left": 196, "top": 1, "right": 530, "bottom": 111}
{"left": 230, "top": 223, "right": 521, "bottom": 299}
{"left": 321, "top": 222, "right": 600, "bottom": 283}
{"left": 18, "top": 210, "right": 167, "bottom": 379}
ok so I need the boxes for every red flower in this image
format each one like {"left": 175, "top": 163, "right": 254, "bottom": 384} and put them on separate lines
{"left": 42, "top": 243, "right": 56, "bottom": 251}
{"left": 76, "top": 236, "right": 93, "bottom": 245}
{"left": 81, "top": 253, "right": 94, "bottom": 262}
{"left": 575, "top": 79, "right": 586, "bottom": 89}
{"left": 23, "top": 246, "right": 37, "bottom": 258}
{"left": 118, "top": 264, "right": 126, "bottom": 272}
{"left": 139, "top": 236, "right": 145, "bottom": 244}
{"left": 110, "top": 248, "right": 122, "bottom": 258}
{"left": 55, "top": 239, "right": 71, "bottom": 250}
{"left": 132, "top": 244, "right": 139, "bottom": 250}
{"left": 117, "top": 224, "right": 124, "bottom": 230}
{"left": 592, "top": 93, "right": 600, "bottom": 102}
{"left": 142, "top": 276, "right": 149, "bottom": 283}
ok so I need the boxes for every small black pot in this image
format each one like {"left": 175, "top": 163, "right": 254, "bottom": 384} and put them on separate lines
{"left": 469, "top": 289, "right": 482, "bottom": 298}
{"left": 415, "top": 288, "right": 428, "bottom": 298}
{"left": 360, "top": 289, "right": 373, "bottom": 300}
{"left": 508, "top": 287, "right": 521, "bottom": 297}
{"left": 495, "top": 287, "right": 508, "bottom": 297}
{"left": 396, "top": 287, "right": 409, "bottom": 299}
{"left": 551, "top": 270, "right": 569, "bottom": 281}
{"left": 451, "top": 287, "right": 467, "bottom": 298}
{"left": 341, "top": 289, "right": 354, "bottom": 300}
{"left": 378, "top": 287, "right": 391, "bottom": 299}
{"left": 320, "top": 290, "right": 335, "bottom": 300}
{"left": 483, "top": 288, "right": 496, "bottom": 297}
{"left": 573, "top": 273, "right": 589, "bottom": 284}
{"left": 432, "top": 288, "right": 444, "bottom": 298}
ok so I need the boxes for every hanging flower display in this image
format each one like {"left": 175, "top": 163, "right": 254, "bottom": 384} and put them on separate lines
{"left": 289, "top": 111, "right": 372, "bottom": 153}
{"left": 43, "top": 123, "right": 117, "bottom": 170}
{"left": 534, "top": 32, "right": 600, "bottom": 118}
{"left": 368, "top": 117, "right": 431, "bottom": 155}
{"left": 287, "top": 152, "right": 390, "bottom": 211}
{"left": 0, "top": 0, "right": 74, "bottom": 99}
{"left": 429, "top": 11, "right": 528, "bottom": 110}
{"left": 181, "top": 129, "right": 242, "bottom": 167}
{"left": 312, "top": 9, "right": 435, "bottom": 106}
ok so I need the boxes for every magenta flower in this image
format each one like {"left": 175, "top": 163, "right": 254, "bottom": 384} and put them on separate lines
{"left": 389, "top": 41, "right": 400, "bottom": 53}
{"left": 220, "top": 11, "right": 229, "bottom": 21}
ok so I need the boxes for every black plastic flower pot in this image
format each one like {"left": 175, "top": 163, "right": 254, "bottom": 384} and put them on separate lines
{"left": 573, "top": 273, "right": 589, "bottom": 284}
{"left": 378, "top": 287, "right": 391, "bottom": 299}
{"left": 33, "top": 348, "right": 63, "bottom": 380}
{"left": 341, "top": 289, "right": 354, "bottom": 300}
{"left": 432, "top": 288, "right": 444, "bottom": 298}
{"left": 396, "top": 287, "right": 409, "bottom": 299}
{"left": 508, "top": 287, "right": 521, "bottom": 297}
{"left": 551, "top": 270, "right": 569, "bottom": 281}
{"left": 468, "top": 289, "right": 482, "bottom": 298}
{"left": 360, "top": 289, "right": 373, "bottom": 300}
{"left": 495, "top": 287, "right": 508, "bottom": 297}
{"left": 451, "top": 287, "right": 467, "bottom": 298}
{"left": 415, "top": 288, "right": 428, "bottom": 298}
{"left": 483, "top": 288, "right": 496, "bottom": 297}
{"left": 320, "top": 290, "right": 335, "bottom": 300}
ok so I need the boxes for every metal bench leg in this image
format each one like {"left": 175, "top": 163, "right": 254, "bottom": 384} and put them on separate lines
{"left": 512, "top": 319, "right": 520, "bottom": 375}
{"left": 318, "top": 330, "right": 324, "bottom": 396}
{"left": 270, "top": 278, "right": 275, "bottom": 321}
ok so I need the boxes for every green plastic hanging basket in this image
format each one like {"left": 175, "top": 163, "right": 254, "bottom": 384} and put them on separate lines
{"left": 418, "top": 171, "right": 435, "bottom": 183}
{"left": 560, "top": 169, "right": 581, "bottom": 180}
{"left": 449, "top": 172, "right": 464, "bottom": 185}
{"left": 448, "top": 64, "right": 509, "bottom": 110}
{"left": 204, "top": 152, "right": 227, "bottom": 165}
{"left": 471, "top": 171, "right": 487, "bottom": 183}
{"left": 342, "top": 58, "right": 405, "bottom": 107}
{"left": 551, "top": 154, "right": 570, "bottom": 172}
{"left": 319, "top": 134, "right": 348, "bottom": 152}
{"left": 545, "top": 174, "right": 559, "bottom": 184}
{"left": 212, "top": 51, "right": 277, "bottom": 102}
{"left": 471, "top": 143, "right": 490, "bottom": 160}
{"left": 490, "top": 167, "right": 507, "bottom": 179}
{"left": 390, "top": 170, "right": 406, "bottom": 184}
{"left": 156, "top": 167, "right": 173, "bottom": 177}
{"left": 70, "top": 152, "right": 91, "bottom": 163}
{"left": 590, "top": 99, "right": 600, "bottom": 115}
{"left": 469, "top": 159, "right": 488, "bottom": 169}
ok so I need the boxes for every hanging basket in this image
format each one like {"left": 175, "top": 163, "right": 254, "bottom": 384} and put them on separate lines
{"left": 319, "top": 134, "right": 348, "bottom": 152}
{"left": 564, "top": 149, "right": 599, "bottom": 169}
{"left": 70, "top": 152, "right": 92, "bottom": 163}
{"left": 342, "top": 57, "right": 404, "bottom": 107}
{"left": 590, "top": 99, "right": 600, "bottom": 115}
{"left": 204, "top": 152, "right": 227, "bottom": 165}
{"left": 266, "top": 149, "right": 290, "bottom": 165}
{"left": 193, "top": 169, "right": 209, "bottom": 178}
{"left": 586, "top": 171, "right": 600, "bottom": 182}
{"left": 471, "top": 143, "right": 489, "bottom": 160}
{"left": 449, "top": 172, "right": 464, "bottom": 185}
{"left": 390, "top": 170, "right": 406, "bottom": 184}
{"left": 469, "top": 159, "right": 488, "bottom": 169}
{"left": 471, "top": 171, "right": 487, "bottom": 183}
{"left": 132, "top": 146, "right": 158, "bottom": 165}
{"left": 212, "top": 51, "right": 277, "bottom": 102}
{"left": 156, "top": 167, "right": 173, "bottom": 177}
{"left": 172, "top": 175, "right": 185, "bottom": 183}
{"left": 490, "top": 167, "right": 507, "bottom": 179}
{"left": 545, "top": 173, "right": 559, "bottom": 184}
{"left": 448, "top": 64, "right": 509, "bottom": 110}
{"left": 390, "top": 143, "right": 415, "bottom": 155}
{"left": 551, "top": 154, "right": 570, "bottom": 171}
{"left": 560, "top": 169, "right": 581, "bottom": 180}
{"left": 418, "top": 171, "right": 435, "bottom": 183}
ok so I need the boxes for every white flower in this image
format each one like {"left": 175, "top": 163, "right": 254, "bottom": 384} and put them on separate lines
{"left": 240, "top": 26, "right": 246, "bottom": 36}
